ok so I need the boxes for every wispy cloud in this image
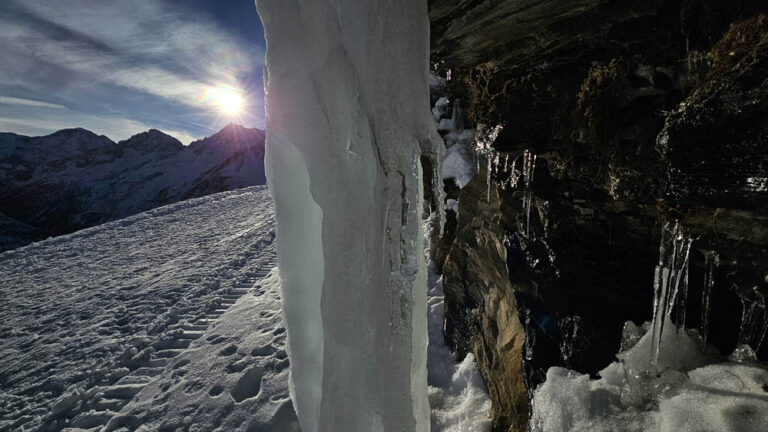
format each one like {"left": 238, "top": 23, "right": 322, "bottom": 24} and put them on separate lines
{"left": 0, "top": 0, "right": 264, "bottom": 141}
{"left": 0, "top": 96, "right": 66, "bottom": 110}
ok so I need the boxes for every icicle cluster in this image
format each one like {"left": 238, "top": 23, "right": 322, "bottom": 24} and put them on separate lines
{"left": 470, "top": 124, "right": 503, "bottom": 203}
{"left": 649, "top": 221, "right": 693, "bottom": 369}
{"left": 469, "top": 127, "right": 541, "bottom": 238}
{"left": 522, "top": 150, "right": 537, "bottom": 236}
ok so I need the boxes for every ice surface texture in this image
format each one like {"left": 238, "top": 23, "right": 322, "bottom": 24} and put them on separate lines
{"left": 256, "top": 1, "right": 442, "bottom": 431}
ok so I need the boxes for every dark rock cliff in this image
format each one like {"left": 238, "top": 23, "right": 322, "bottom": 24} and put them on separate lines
{"left": 429, "top": 1, "right": 768, "bottom": 430}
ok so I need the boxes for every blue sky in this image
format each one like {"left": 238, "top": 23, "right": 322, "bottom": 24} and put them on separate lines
{"left": 0, "top": 0, "right": 265, "bottom": 144}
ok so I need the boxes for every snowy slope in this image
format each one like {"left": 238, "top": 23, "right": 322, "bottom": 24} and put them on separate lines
{"left": 0, "top": 185, "right": 491, "bottom": 431}
{"left": 0, "top": 124, "right": 266, "bottom": 251}
{"left": 0, "top": 186, "right": 290, "bottom": 431}
{"left": 113, "top": 271, "right": 299, "bottom": 432}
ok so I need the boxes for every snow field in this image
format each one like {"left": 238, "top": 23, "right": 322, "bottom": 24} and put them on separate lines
{"left": 0, "top": 186, "right": 279, "bottom": 431}
{"left": 114, "top": 270, "right": 299, "bottom": 432}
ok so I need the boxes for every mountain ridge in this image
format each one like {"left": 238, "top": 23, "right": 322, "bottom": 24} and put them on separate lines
{"left": 0, "top": 124, "right": 266, "bottom": 251}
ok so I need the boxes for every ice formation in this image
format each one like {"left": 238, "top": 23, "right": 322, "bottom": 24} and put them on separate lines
{"left": 650, "top": 222, "right": 692, "bottom": 369}
{"left": 530, "top": 316, "right": 768, "bottom": 432}
{"left": 433, "top": 95, "right": 476, "bottom": 189}
{"left": 530, "top": 221, "right": 768, "bottom": 432}
{"left": 700, "top": 251, "right": 718, "bottom": 344}
{"left": 521, "top": 150, "right": 537, "bottom": 236}
{"left": 256, "top": 1, "right": 442, "bottom": 430}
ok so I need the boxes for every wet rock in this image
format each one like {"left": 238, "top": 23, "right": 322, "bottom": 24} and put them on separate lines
{"left": 431, "top": 2, "right": 768, "bottom": 430}
{"left": 442, "top": 171, "right": 527, "bottom": 432}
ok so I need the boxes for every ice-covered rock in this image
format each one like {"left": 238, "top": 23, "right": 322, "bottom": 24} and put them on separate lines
{"left": 257, "top": 0, "right": 442, "bottom": 430}
{"left": 441, "top": 130, "right": 476, "bottom": 188}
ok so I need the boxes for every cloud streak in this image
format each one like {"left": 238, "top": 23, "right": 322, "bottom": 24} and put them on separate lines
{"left": 0, "top": 0, "right": 264, "bottom": 142}
{"left": 0, "top": 97, "right": 66, "bottom": 110}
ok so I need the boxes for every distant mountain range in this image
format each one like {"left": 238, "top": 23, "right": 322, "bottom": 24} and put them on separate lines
{"left": 0, "top": 123, "right": 266, "bottom": 251}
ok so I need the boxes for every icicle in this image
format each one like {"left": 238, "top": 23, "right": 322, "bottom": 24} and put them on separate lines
{"left": 558, "top": 316, "right": 581, "bottom": 368}
{"left": 503, "top": 154, "right": 509, "bottom": 172}
{"left": 700, "top": 251, "right": 718, "bottom": 344}
{"left": 675, "top": 254, "right": 690, "bottom": 332}
{"left": 508, "top": 156, "right": 520, "bottom": 189}
{"left": 735, "top": 282, "right": 768, "bottom": 353}
{"left": 756, "top": 312, "right": 768, "bottom": 352}
{"left": 472, "top": 124, "right": 502, "bottom": 204}
{"left": 524, "top": 309, "right": 536, "bottom": 361}
{"left": 525, "top": 192, "right": 533, "bottom": 237}
{"left": 738, "top": 297, "right": 758, "bottom": 346}
{"left": 736, "top": 287, "right": 767, "bottom": 352}
{"left": 486, "top": 155, "right": 492, "bottom": 203}
{"left": 649, "top": 222, "right": 693, "bottom": 369}
{"left": 521, "top": 150, "right": 537, "bottom": 237}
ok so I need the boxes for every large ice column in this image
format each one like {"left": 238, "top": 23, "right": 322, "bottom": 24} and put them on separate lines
{"left": 256, "top": 1, "right": 441, "bottom": 431}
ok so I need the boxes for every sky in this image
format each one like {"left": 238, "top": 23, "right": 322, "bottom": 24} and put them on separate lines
{"left": 0, "top": 0, "right": 266, "bottom": 144}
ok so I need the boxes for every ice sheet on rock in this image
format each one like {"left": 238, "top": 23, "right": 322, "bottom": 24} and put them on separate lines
{"left": 432, "top": 94, "right": 476, "bottom": 189}
{"left": 433, "top": 97, "right": 451, "bottom": 122}
{"left": 257, "top": 1, "right": 439, "bottom": 430}
{"left": 441, "top": 129, "right": 477, "bottom": 188}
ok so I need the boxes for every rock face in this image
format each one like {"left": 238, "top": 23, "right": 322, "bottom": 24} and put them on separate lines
{"left": 442, "top": 170, "right": 528, "bottom": 431}
{"left": 0, "top": 123, "right": 266, "bottom": 251}
{"left": 429, "top": 1, "right": 768, "bottom": 430}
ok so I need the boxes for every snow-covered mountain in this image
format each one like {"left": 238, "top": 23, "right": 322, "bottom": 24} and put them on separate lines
{"left": 0, "top": 123, "right": 266, "bottom": 251}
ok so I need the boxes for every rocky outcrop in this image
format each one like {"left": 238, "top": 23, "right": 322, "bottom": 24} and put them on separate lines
{"left": 442, "top": 171, "right": 528, "bottom": 432}
{"left": 430, "top": 1, "right": 768, "bottom": 430}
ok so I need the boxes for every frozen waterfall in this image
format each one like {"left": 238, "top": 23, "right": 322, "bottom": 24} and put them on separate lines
{"left": 256, "top": 1, "right": 442, "bottom": 431}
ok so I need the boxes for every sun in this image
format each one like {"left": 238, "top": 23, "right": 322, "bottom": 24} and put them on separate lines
{"left": 214, "top": 89, "right": 243, "bottom": 115}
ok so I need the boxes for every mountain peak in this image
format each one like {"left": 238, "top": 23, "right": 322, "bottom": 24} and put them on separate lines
{"left": 119, "top": 129, "right": 184, "bottom": 153}
{"left": 39, "top": 128, "right": 115, "bottom": 154}
{"left": 188, "top": 124, "right": 265, "bottom": 152}
{"left": 48, "top": 127, "right": 103, "bottom": 139}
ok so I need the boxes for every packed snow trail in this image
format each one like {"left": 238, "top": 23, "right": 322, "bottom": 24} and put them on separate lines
{"left": 257, "top": 1, "right": 443, "bottom": 430}
{"left": 0, "top": 186, "right": 294, "bottom": 431}
{"left": 112, "top": 270, "right": 299, "bottom": 432}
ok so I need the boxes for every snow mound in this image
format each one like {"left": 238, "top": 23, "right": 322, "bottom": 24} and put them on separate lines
{"left": 531, "top": 319, "right": 768, "bottom": 432}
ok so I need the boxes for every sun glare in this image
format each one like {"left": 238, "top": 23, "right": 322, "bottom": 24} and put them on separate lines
{"left": 215, "top": 89, "right": 243, "bottom": 115}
